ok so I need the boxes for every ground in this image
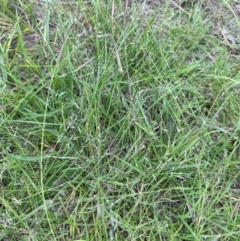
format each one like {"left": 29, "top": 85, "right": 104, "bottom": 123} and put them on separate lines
{"left": 1, "top": 0, "right": 240, "bottom": 240}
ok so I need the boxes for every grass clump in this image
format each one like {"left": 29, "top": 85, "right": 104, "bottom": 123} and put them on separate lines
{"left": 1, "top": 0, "right": 240, "bottom": 240}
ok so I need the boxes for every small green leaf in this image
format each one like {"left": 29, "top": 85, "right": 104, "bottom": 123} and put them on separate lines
{"left": 9, "top": 154, "right": 50, "bottom": 161}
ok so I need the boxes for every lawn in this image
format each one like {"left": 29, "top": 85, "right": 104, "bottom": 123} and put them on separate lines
{"left": 1, "top": 0, "right": 240, "bottom": 240}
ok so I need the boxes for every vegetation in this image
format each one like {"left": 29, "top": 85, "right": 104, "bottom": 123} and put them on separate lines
{"left": 1, "top": 0, "right": 240, "bottom": 240}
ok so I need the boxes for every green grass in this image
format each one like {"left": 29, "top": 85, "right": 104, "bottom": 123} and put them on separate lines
{"left": 1, "top": 0, "right": 240, "bottom": 240}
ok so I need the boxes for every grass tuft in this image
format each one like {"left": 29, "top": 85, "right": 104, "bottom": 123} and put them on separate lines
{"left": 1, "top": 0, "right": 240, "bottom": 240}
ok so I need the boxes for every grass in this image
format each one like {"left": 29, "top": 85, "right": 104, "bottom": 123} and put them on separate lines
{"left": 1, "top": 0, "right": 240, "bottom": 240}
